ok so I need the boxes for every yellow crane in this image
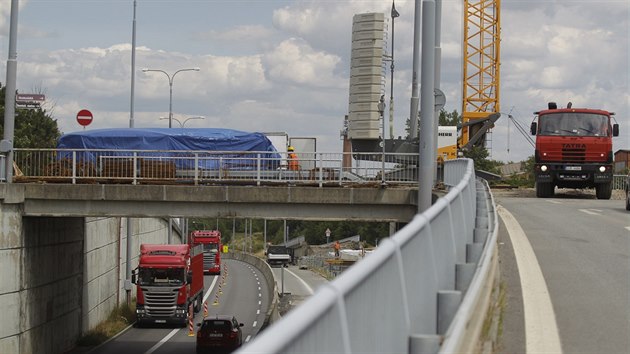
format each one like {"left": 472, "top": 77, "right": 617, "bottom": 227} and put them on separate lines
{"left": 460, "top": 0, "right": 501, "bottom": 151}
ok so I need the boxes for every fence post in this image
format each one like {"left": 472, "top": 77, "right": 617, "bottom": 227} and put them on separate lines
{"left": 72, "top": 150, "right": 77, "bottom": 184}
{"left": 132, "top": 152, "right": 138, "bottom": 185}
{"left": 257, "top": 153, "right": 261, "bottom": 186}
{"left": 194, "top": 153, "right": 199, "bottom": 185}
{"left": 318, "top": 153, "right": 323, "bottom": 187}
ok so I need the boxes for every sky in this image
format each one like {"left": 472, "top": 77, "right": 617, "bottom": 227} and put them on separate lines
{"left": 0, "top": 0, "right": 628, "bottom": 163}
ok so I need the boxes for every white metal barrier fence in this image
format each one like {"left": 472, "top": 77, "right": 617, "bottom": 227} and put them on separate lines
{"left": 237, "top": 159, "right": 499, "bottom": 354}
{"left": 11, "top": 149, "right": 421, "bottom": 186}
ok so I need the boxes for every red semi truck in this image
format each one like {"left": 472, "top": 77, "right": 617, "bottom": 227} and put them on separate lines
{"left": 132, "top": 244, "right": 204, "bottom": 326}
{"left": 530, "top": 102, "right": 619, "bottom": 199}
{"left": 191, "top": 230, "right": 222, "bottom": 275}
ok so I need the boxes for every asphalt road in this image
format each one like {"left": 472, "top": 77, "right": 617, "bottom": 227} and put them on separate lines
{"left": 90, "top": 258, "right": 270, "bottom": 354}
{"left": 495, "top": 192, "right": 629, "bottom": 354}
{"left": 271, "top": 265, "right": 328, "bottom": 315}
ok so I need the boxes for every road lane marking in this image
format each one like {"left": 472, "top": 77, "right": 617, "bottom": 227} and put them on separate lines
{"left": 203, "top": 276, "right": 219, "bottom": 302}
{"left": 144, "top": 328, "right": 179, "bottom": 354}
{"left": 625, "top": 226, "right": 630, "bottom": 232}
{"left": 253, "top": 320, "right": 258, "bottom": 327}
{"left": 246, "top": 335, "right": 252, "bottom": 342}
{"left": 145, "top": 276, "right": 219, "bottom": 354}
{"left": 546, "top": 200, "right": 562, "bottom": 204}
{"left": 579, "top": 209, "right": 601, "bottom": 216}
{"left": 285, "top": 268, "right": 315, "bottom": 295}
{"left": 498, "top": 205, "right": 563, "bottom": 354}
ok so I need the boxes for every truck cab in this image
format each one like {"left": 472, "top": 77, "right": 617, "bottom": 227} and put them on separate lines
{"left": 530, "top": 102, "right": 619, "bottom": 199}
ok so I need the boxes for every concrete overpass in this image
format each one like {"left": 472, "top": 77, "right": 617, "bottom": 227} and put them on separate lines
{"left": 0, "top": 183, "right": 418, "bottom": 222}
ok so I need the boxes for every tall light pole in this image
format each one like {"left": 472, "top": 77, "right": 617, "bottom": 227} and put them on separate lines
{"left": 159, "top": 116, "right": 205, "bottom": 128}
{"left": 389, "top": 1, "right": 400, "bottom": 139}
{"left": 142, "top": 67, "right": 200, "bottom": 128}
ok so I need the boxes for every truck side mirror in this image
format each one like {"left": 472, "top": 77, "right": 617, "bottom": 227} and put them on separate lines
{"left": 187, "top": 272, "right": 193, "bottom": 284}
{"left": 131, "top": 269, "right": 137, "bottom": 285}
{"left": 530, "top": 122, "right": 537, "bottom": 135}
{"left": 613, "top": 124, "right": 619, "bottom": 137}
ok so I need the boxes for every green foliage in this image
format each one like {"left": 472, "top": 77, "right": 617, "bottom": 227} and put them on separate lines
{"left": 0, "top": 84, "right": 61, "bottom": 148}
{"left": 190, "top": 218, "right": 390, "bottom": 248}
{"left": 439, "top": 109, "right": 461, "bottom": 126}
{"left": 462, "top": 145, "right": 502, "bottom": 174}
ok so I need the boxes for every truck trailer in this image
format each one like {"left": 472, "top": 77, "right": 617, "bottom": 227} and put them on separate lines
{"left": 133, "top": 244, "right": 204, "bottom": 326}
{"left": 191, "top": 230, "right": 222, "bottom": 275}
{"left": 530, "top": 102, "right": 619, "bottom": 199}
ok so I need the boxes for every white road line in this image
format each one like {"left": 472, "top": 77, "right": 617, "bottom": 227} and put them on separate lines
{"left": 146, "top": 276, "right": 219, "bottom": 354}
{"left": 258, "top": 300, "right": 261, "bottom": 305}
{"left": 252, "top": 320, "right": 258, "bottom": 327}
{"left": 498, "top": 205, "right": 563, "bottom": 354}
{"left": 246, "top": 335, "right": 252, "bottom": 342}
{"left": 625, "top": 226, "right": 630, "bottom": 232}
{"left": 203, "top": 276, "right": 219, "bottom": 302}
{"left": 578, "top": 208, "right": 600, "bottom": 216}
{"left": 546, "top": 200, "right": 562, "bottom": 204}
{"left": 257, "top": 309, "right": 260, "bottom": 315}
{"left": 284, "top": 268, "right": 314, "bottom": 295}
{"left": 144, "top": 328, "right": 179, "bottom": 354}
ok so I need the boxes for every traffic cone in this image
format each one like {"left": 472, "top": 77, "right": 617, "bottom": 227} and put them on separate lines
{"left": 213, "top": 293, "right": 219, "bottom": 306}
{"left": 203, "top": 301, "right": 208, "bottom": 318}
{"left": 187, "top": 304, "right": 194, "bottom": 337}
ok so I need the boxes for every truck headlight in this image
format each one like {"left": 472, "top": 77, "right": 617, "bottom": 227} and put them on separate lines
{"left": 599, "top": 166, "right": 606, "bottom": 172}
{"left": 541, "top": 165, "right": 548, "bottom": 172}
{"left": 136, "top": 308, "right": 145, "bottom": 314}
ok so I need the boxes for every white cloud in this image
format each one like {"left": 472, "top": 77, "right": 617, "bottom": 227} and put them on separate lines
{"left": 263, "top": 38, "right": 343, "bottom": 88}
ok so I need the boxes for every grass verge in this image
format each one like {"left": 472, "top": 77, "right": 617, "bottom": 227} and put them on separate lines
{"left": 76, "top": 302, "right": 135, "bottom": 347}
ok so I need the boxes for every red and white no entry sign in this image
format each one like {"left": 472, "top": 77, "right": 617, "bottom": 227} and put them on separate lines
{"left": 76, "top": 109, "right": 93, "bottom": 126}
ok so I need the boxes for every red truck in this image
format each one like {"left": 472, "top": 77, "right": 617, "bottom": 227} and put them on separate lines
{"left": 132, "top": 244, "right": 204, "bottom": 326}
{"left": 530, "top": 102, "right": 619, "bottom": 199}
{"left": 191, "top": 230, "right": 222, "bottom": 275}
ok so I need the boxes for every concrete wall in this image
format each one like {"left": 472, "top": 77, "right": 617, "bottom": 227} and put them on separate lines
{"left": 0, "top": 216, "right": 85, "bottom": 354}
{"left": 0, "top": 204, "right": 25, "bottom": 354}
{"left": 85, "top": 217, "right": 181, "bottom": 333}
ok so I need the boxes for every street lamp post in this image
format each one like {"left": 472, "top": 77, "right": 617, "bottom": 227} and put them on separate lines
{"left": 142, "top": 67, "right": 200, "bottom": 128}
{"left": 143, "top": 67, "right": 199, "bottom": 244}
{"left": 159, "top": 116, "right": 205, "bottom": 128}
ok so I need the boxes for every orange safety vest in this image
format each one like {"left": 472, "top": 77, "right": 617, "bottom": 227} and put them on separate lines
{"left": 288, "top": 152, "right": 299, "bottom": 170}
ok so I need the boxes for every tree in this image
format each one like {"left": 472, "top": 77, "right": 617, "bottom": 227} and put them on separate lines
{"left": 0, "top": 83, "right": 61, "bottom": 148}
{"left": 462, "top": 145, "right": 502, "bottom": 174}
{"left": 439, "top": 109, "right": 461, "bottom": 126}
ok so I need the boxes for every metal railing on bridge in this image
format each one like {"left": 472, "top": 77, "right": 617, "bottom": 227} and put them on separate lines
{"left": 11, "top": 148, "right": 421, "bottom": 187}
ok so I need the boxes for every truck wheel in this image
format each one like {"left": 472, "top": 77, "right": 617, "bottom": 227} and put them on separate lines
{"left": 536, "top": 182, "right": 554, "bottom": 198}
{"left": 596, "top": 182, "right": 612, "bottom": 200}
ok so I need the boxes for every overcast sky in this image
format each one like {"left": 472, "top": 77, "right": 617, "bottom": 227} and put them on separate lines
{"left": 0, "top": 0, "right": 628, "bottom": 162}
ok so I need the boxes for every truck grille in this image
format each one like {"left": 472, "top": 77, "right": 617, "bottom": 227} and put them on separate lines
{"left": 143, "top": 287, "right": 178, "bottom": 317}
{"left": 203, "top": 252, "right": 217, "bottom": 270}
{"left": 561, "top": 146, "right": 586, "bottom": 162}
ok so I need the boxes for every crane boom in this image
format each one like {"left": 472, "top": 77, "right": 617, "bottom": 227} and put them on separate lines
{"left": 461, "top": 0, "right": 501, "bottom": 150}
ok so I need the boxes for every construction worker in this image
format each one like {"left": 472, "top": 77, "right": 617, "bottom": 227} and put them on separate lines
{"left": 334, "top": 240, "right": 340, "bottom": 258}
{"left": 287, "top": 146, "right": 300, "bottom": 171}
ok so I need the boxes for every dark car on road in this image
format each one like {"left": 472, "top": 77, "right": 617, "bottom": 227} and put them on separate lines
{"left": 196, "top": 315, "right": 244, "bottom": 353}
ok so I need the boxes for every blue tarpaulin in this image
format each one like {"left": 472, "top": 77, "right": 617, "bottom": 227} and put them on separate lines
{"left": 56, "top": 128, "right": 280, "bottom": 170}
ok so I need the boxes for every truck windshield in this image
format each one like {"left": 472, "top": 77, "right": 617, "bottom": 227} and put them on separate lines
{"left": 138, "top": 268, "right": 185, "bottom": 286}
{"left": 201, "top": 243, "right": 219, "bottom": 252}
{"left": 267, "top": 246, "right": 287, "bottom": 254}
{"left": 538, "top": 112, "right": 610, "bottom": 137}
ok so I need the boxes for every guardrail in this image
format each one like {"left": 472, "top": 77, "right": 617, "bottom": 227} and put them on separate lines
{"left": 10, "top": 149, "right": 421, "bottom": 186}
{"left": 237, "top": 158, "right": 499, "bottom": 354}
